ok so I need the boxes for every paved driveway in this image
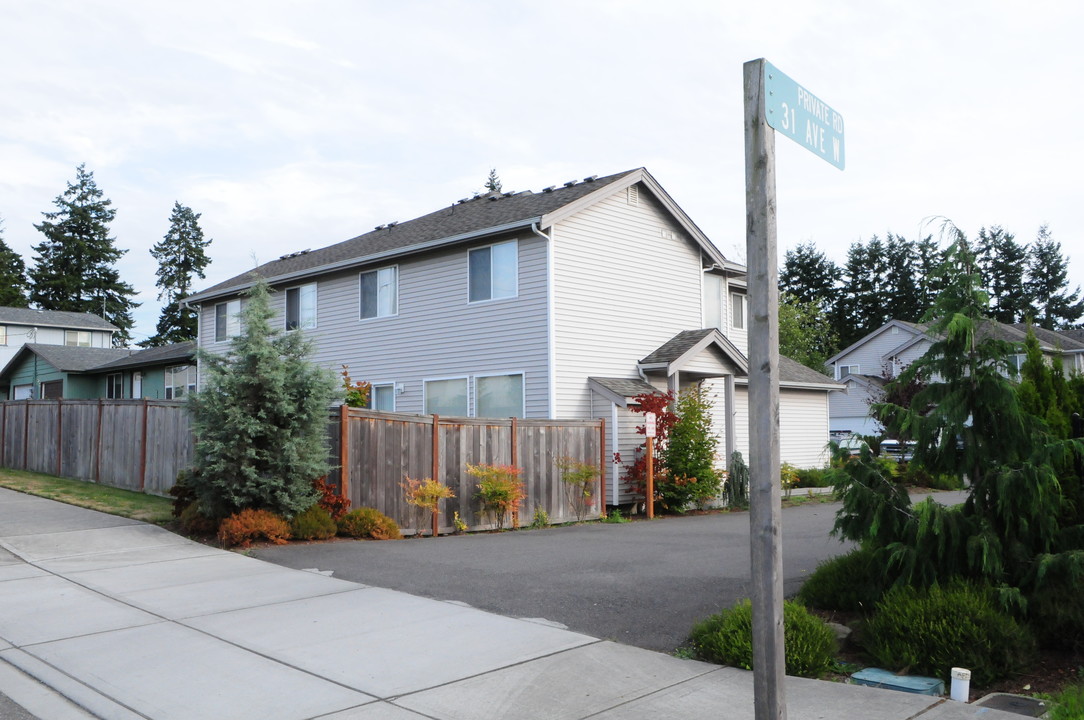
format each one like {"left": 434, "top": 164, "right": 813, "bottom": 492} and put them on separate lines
{"left": 253, "top": 498, "right": 865, "bottom": 653}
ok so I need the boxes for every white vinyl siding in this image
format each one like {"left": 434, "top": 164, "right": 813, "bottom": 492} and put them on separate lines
{"left": 552, "top": 186, "right": 704, "bottom": 419}
{"left": 778, "top": 389, "right": 831, "bottom": 468}
{"left": 286, "top": 282, "right": 317, "bottom": 330}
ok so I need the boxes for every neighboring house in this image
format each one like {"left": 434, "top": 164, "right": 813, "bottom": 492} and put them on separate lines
{"left": 185, "top": 167, "right": 842, "bottom": 504}
{"left": 826, "top": 319, "right": 1084, "bottom": 437}
{"left": 0, "top": 307, "right": 117, "bottom": 378}
{"left": 0, "top": 341, "right": 196, "bottom": 400}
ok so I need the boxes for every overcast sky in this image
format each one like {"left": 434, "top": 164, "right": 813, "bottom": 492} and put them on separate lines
{"left": 2, "top": 1, "right": 1081, "bottom": 343}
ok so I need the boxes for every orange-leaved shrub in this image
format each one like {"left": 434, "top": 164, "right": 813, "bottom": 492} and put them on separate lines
{"left": 218, "top": 508, "right": 292, "bottom": 547}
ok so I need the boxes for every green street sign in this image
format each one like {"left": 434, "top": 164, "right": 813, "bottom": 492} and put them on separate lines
{"left": 763, "top": 61, "right": 845, "bottom": 170}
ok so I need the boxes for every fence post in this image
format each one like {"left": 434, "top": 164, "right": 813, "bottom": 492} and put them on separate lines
{"left": 139, "top": 399, "right": 149, "bottom": 491}
{"left": 599, "top": 417, "right": 606, "bottom": 514}
{"left": 56, "top": 399, "right": 63, "bottom": 476}
{"left": 0, "top": 401, "right": 5, "bottom": 467}
{"left": 95, "top": 399, "right": 103, "bottom": 484}
{"left": 339, "top": 403, "right": 350, "bottom": 500}
{"left": 510, "top": 416, "right": 519, "bottom": 528}
{"left": 430, "top": 414, "right": 440, "bottom": 535}
{"left": 22, "top": 400, "right": 29, "bottom": 471}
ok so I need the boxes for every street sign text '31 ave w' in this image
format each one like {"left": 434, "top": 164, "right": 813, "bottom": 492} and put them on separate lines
{"left": 763, "top": 61, "right": 845, "bottom": 170}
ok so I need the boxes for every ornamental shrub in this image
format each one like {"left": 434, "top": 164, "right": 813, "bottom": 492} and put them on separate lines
{"left": 469, "top": 464, "right": 525, "bottom": 530}
{"left": 725, "top": 451, "right": 749, "bottom": 509}
{"left": 178, "top": 502, "right": 218, "bottom": 536}
{"left": 187, "top": 277, "right": 336, "bottom": 520}
{"left": 289, "top": 505, "right": 337, "bottom": 541}
{"left": 217, "top": 508, "right": 291, "bottom": 548}
{"left": 400, "top": 476, "right": 455, "bottom": 536}
{"left": 314, "top": 476, "right": 351, "bottom": 521}
{"left": 863, "top": 580, "right": 1035, "bottom": 687}
{"left": 337, "top": 507, "right": 402, "bottom": 540}
{"left": 557, "top": 457, "right": 599, "bottom": 522}
{"left": 690, "top": 599, "right": 836, "bottom": 678}
{"left": 797, "top": 546, "right": 884, "bottom": 612}
{"left": 661, "top": 387, "right": 720, "bottom": 511}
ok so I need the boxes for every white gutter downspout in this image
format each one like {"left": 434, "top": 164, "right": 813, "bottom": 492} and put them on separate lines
{"left": 183, "top": 299, "right": 201, "bottom": 391}
{"left": 531, "top": 222, "right": 557, "bottom": 418}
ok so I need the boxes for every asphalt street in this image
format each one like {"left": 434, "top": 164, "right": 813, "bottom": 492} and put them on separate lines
{"left": 255, "top": 494, "right": 963, "bottom": 654}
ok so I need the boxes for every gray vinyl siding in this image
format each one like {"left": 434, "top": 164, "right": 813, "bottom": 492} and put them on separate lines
{"left": 832, "top": 325, "right": 922, "bottom": 380}
{"left": 196, "top": 232, "right": 550, "bottom": 417}
{"left": 551, "top": 185, "right": 704, "bottom": 419}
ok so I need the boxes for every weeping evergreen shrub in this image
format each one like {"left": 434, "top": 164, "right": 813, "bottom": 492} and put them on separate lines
{"left": 187, "top": 278, "right": 336, "bottom": 520}
{"left": 690, "top": 599, "right": 836, "bottom": 678}
{"left": 863, "top": 580, "right": 1034, "bottom": 687}
{"left": 797, "top": 546, "right": 884, "bottom": 612}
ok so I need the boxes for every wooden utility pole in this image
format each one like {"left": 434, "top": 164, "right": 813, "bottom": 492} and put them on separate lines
{"left": 744, "top": 57, "right": 786, "bottom": 720}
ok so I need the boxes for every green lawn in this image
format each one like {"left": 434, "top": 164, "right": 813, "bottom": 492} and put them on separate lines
{"left": 0, "top": 468, "right": 174, "bottom": 525}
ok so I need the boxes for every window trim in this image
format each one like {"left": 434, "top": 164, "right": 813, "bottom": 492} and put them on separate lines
{"left": 0, "top": 325, "right": 6, "bottom": 346}
{"left": 106, "top": 373, "right": 124, "bottom": 399}
{"left": 423, "top": 375, "right": 470, "bottom": 417}
{"left": 214, "top": 299, "right": 242, "bottom": 343}
{"left": 730, "top": 292, "right": 746, "bottom": 331}
{"left": 837, "top": 364, "right": 860, "bottom": 380}
{"left": 285, "top": 282, "right": 318, "bottom": 331}
{"left": 473, "top": 371, "right": 526, "bottom": 418}
{"left": 371, "top": 382, "right": 396, "bottom": 412}
{"left": 468, "top": 239, "right": 519, "bottom": 304}
{"left": 65, "top": 330, "right": 92, "bottom": 347}
{"left": 132, "top": 371, "right": 143, "bottom": 399}
{"left": 359, "top": 265, "right": 399, "bottom": 321}
{"left": 40, "top": 380, "right": 63, "bottom": 399}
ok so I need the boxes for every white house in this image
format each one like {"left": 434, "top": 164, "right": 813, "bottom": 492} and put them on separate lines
{"left": 186, "top": 168, "right": 841, "bottom": 504}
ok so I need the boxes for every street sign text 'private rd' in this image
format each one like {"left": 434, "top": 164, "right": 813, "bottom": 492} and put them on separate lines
{"left": 764, "top": 61, "right": 845, "bottom": 169}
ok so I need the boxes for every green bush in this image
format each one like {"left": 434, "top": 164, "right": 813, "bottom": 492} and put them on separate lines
{"left": 797, "top": 546, "right": 884, "bottom": 612}
{"left": 690, "top": 599, "right": 836, "bottom": 678}
{"left": 897, "top": 462, "right": 963, "bottom": 490}
{"left": 337, "top": 507, "right": 402, "bottom": 540}
{"left": 290, "top": 505, "right": 337, "bottom": 541}
{"left": 178, "top": 502, "right": 218, "bottom": 536}
{"left": 661, "top": 387, "right": 720, "bottom": 511}
{"left": 863, "top": 580, "right": 1035, "bottom": 687}
{"left": 793, "top": 467, "right": 834, "bottom": 488}
{"left": 1028, "top": 565, "right": 1084, "bottom": 650}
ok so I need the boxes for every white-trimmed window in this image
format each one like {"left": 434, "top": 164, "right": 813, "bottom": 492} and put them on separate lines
{"left": 132, "top": 371, "right": 143, "bottom": 398}
{"left": 165, "top": 364, "right": 196, "bottom": 400}
{"left": 286, "top": 283, "right": 317, "bottom": 331}
{"left": 40, "top": 380, "right": 62, "bottom": 399}
{"left": 837, "top": 364, "right": 860, "bottom": 379}
{"left": 0, "top": 325, "right": 6, "bottom": 345}
{"left": 106, "top": 373, "right": 123, "bottom": 399}
{"left": 12, "top": 384, "right": 32, "bottom": 400}
{"left": 469, "top": 240, "right": 518, "bottom": 302}
{"left": 214, "top": 299, "right": 241, "bottom": 342}
{"left": 360, "top": 266, "right": 398, "bottom": 319}
{"left": 371, "top": 383, "right": 395, "bottom": 412}
{"left": 730, "top": 292, "right": 746, "bottom": 330}
{"left": 424, "top": 377, "right": 468, "bottom": 416}
{"left": 65, "top": 330, "right": 92, "bottom": 347}
{"left": 476, "top": 373, "right": 524, "bottom": 418}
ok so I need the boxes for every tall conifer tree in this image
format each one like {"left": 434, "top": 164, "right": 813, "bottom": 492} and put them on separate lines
{"left": 1026, "top": 225, "right": 1083, "bottom": 329}
{"left": 29, "top": 164, "right": 137, "bottom": 344}
{"left": 143, "top": 202, "right": 212, "bottom": 347}
{"left": 0, "top": 217, "right": 30, "bottom": 307}
{"left": 975, "top": 225, "right": 1028, "bottom": 323}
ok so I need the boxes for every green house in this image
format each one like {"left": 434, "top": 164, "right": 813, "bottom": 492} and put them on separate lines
{"left": 0, "top": 341, "right": 196, "bottom": 400}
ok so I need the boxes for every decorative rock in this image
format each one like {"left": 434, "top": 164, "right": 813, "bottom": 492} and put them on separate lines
{"left": 826, "top": 621, "right": 852, "bottom": 642}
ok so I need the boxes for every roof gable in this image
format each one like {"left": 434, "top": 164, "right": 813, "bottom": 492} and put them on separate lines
{"left": 825, "top": 320, "right": 925, "bottom": 366}
{"left": 0, "top": 344, "right": 133, "bottom": 378}
{"left": 639, "top": 329, "right": 749, "bottom": 375}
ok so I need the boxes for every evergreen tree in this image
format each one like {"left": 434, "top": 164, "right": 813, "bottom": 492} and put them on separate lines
{"left": 834, "top": 240, "right": 887, "bottom": 348}
{"left": 29, "top": 164, "right": 137, "bottom": 344}
{"left": 187, "top": 277, "right": 336, "bottom": 519}
{"left": 882, "top": 233, "right": 923, "bottom": 322}
{"left": 0, "top": 217, "right": 30, "bottom": 307}
{"left": 779, "top": 293, "right": 837, "bottom": 372}
{"left": 484, "top": 168, "right": 502, "bottom": 193}
{"left": 143, "top": 202, "right": 212, "bottom": 347}
{"left": 914, "top": 234, "right": 946, "bottom": 310}
{"left": 1026, "top": 225, "right": 1084, "bottom": 329}
{"left": 975, "top": 225, "right": 1028, "bottom": 323}
{"left": 779, "top": 241, "right": 840, "bottom": 310}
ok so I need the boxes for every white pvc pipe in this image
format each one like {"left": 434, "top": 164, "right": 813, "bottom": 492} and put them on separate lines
{"left": 950, "top": 667, "right": 971, "bottom": 702}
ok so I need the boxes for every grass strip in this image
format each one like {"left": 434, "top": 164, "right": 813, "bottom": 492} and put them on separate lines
{"left": 0, "top": 468, "right": 173, "bottom": 525}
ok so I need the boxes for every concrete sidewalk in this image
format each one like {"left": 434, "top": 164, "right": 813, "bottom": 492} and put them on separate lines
{"left": 0, "top": 488, "right": 1018, "bottom": 720}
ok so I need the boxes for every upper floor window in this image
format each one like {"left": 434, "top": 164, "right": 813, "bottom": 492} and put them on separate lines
{"left": 730, "top": 292, "right": 746, "bottom": 330}
{"left": 215, "top": 299, "right": 241, "bottom": 342}
{"left": 106, "top": 373, "right": 123, "bottom": 399}
{"left": 703, "top": 274, "right": 725, "bottom": 331}
{"left": 65, "top": 330, "right": 92, "bottom": 347}
{"left": 360, "top": 266, "right": 398, "bottom": 319}
{"left": 469, "top": 240, "right": 518, "bottom": 302}
{"left": 286, "top": 283, "right": 317, "bottom": 331}
{"left": 837, "top": 364, "right": 859, "bottom": 379}
{"left": 165, "top": 364, "right": 196, "bottom": 400}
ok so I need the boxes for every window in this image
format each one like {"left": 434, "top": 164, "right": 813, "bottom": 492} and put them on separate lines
{"left": 1009, "top": 354, "right": 1026, "bottom": 376}
{"left": 360, "top": 267, "right": 398, "bottom": 319}
{"left": 730, "top": 293, "right": 746, "bottom": 330}
{"left": 215, "top": 299, "right": 241, "bottom": 342}
{"left": 286, "top": 283, "right": 317, "bottom": 330}
{"left": 372, "top": 383, "right": 395, "bottom": 412}
{"left": 424, "top": 378, "right": 468, "bottom": 416}
{"left": 469, "top": 240, "right": 518, "bottom": 302}
{"left": 132, "top": 371, "right": 143, "bottom": 398}
{"left": 40, "top": 380, "right": 63, "bottom": 399}
{"left": 65, "top": 330, "right": 92, "bottom": 347}
{"left": 703, "top": 274, "right": 725, "bottom": 330}
{"left": 0, "top": 325, "right": 6, "bottom": 345}
{"left": 106, "top": 373, "right": 123, "bottom": 399}
{"left": 476, "top": 373, "right": 524, "bottom": 418}
{"left": 838, "top": 364, "right": 860, "bottom": 379}
{"left": 12, "top": 384, "right": 32, "bottom": 400}
{"left": 165, "top": 365, "right": 196, "bottom": 400}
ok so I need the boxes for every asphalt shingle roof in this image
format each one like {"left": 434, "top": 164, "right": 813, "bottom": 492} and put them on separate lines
{"left": 93, "top": 341, "right": 196, "bottom": 371}
{"left": 639, "top": 329, "right": 716, "bottom": 364}
{"left": 18, "top": 344, "right": 133, "bottom": 373}
{"left": 0, "top": 307, "right": 117, "bottom": 332}
{"left": 589, "top": 377, "right": 659, "bottom": 398}
{"left": 192, "top": 169, "right": 642, "bottom": 301}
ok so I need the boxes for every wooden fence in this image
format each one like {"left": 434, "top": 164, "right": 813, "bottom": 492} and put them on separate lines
{"left": 327, "top": 408, "right": 606, "bottom": 532}
{"left": 0, "top": 399, "right": 193, "bottom": 496}
{"left": 0, "top": 400, "right": 606, "bottom": 532}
